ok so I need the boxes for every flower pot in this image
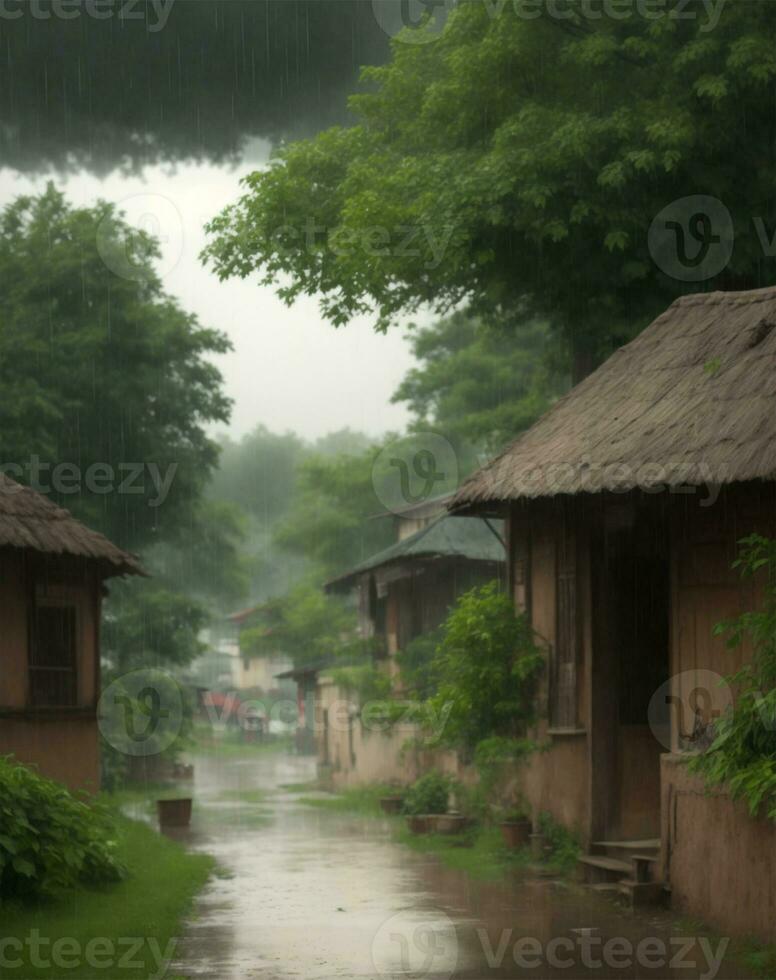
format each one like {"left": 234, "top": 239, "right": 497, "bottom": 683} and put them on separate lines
{"left": 434, "top": 813, "right": 470, "bottom": 835}
{"left": 500, "top": 819, "right": 532, "bottom": 849}
{"left": 379, "top": 795, "right": 404, "bottom": 815}
{"left": 157, "top": 797, "right": 193, "bottom": 828}
{"left": 405, "top": 814, "right": 431, "bottom": 834}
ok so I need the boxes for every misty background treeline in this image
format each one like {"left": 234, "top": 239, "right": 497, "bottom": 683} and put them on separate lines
{"left": 0, "top": 186, "right": 562, "bottom": 679}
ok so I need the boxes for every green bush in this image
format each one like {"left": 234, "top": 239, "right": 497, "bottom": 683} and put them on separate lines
{"left": 402, "top": 771, "right": 451, "bottom": 816}
{"left": 690, "top": 535, "right": 776, "bottom": 820}
{"left": 0, "top": 756, "right": 126, "bottom": 901}
{"left": 425, "top": 582, "right": 544, "bottom": 754}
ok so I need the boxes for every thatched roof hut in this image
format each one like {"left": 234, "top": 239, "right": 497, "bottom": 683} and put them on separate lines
{"left": 453, "top": 287, "right": 776, "bottom": 507}
{"left": 0, "top": 473, "right": 144, "bottom": 577}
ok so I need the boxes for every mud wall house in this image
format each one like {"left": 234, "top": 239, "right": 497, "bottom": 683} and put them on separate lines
{"left": 453, "top": 286, "right": 776, "bottom": 940}
{"left": 319, "top": 511, "right": 506, "bottom": 787}
{"left": 0, "top": 475, "right": 143, "bottom": 792}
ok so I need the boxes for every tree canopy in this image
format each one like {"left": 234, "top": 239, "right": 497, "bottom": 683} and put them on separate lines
{"left": 204, "top": 0, "right": 776, "bottom": 377}
{"left": 0, "top": 184, "right": 231, "bottom": 552}
{"left": 393, "top": 312, "right": 565, "bottom": 454}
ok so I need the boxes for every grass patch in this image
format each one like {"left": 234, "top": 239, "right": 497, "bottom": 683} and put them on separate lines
{"left": 295, "top": 784, "right": 397, "bottom": 816}
{"left": 395, "top": 825, "right": 531, "bottom": 882}
{"left": 1, "top": 816, "right": 213, "bottom": 979}
{"left": 189, "top": 727, "right": 293, "bottom": 758}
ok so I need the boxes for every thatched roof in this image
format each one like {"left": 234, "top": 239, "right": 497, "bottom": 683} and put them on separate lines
{"left": 326, "top": 514, "right": 505, "bottom": 592}
{"left": 0, "top": 473, "right": 144, "bottom": 577}
{"left": 453, "top": 287, "right": 776, "bottom": 507}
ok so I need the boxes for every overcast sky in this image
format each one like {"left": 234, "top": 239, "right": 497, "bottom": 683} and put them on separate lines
{"left": 0, "top": 153, "right": 416, "bottom": 443}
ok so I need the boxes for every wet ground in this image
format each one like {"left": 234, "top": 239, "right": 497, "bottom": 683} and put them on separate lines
{"left": 161, "top": 750, "right": 743, "bottom": 980}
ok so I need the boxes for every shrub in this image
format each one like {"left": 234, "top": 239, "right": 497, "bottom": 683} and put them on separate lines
{"left": 0, "top": 756, "right": 125, "bottom": 901}
{"left": 402, "top": 771, "right": 451, "bottom": 816}
{"left": 425, "top": 582, "right": 544, "bottom": 754}
{"left": 689, "top": 535, "right": 776, "bottom": 819}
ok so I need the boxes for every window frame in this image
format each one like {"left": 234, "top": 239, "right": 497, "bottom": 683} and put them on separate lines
{"left": 28, "top": 595, "right": 79, "bottom": 709}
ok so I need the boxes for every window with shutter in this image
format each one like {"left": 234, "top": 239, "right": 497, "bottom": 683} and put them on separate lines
{"left": 29, "top": 602, "right": 78, "bottom": 707}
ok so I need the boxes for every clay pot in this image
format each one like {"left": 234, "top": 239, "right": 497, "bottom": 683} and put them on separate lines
{"left": 500, "top": 819, "right": 532, "bottom": 849}
{"left": 379, "top": 795, "right": 404, "bottom": 815}
{"left": 405, "top": 814, "right": 431, "bottom": 834}
{"left": 157, "top": 797, "right": 193, "bottom": 828}
{"left": 433, "top": 813, "right": 471, "bottom": 835}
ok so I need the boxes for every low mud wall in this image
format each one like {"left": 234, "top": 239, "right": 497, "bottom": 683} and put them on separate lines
{"left": 661, "top": 753, "right": 776, "bottom": 942}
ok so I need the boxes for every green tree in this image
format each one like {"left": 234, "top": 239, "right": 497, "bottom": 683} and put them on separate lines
{"left": 393, "top": 312, "right": 565, "bottom": 454}
{"left": 426, "top": 582, "right": 544, "bottom": 754}
{"left": 0, "top": 184, "right": 231, "bottom": 551}
{"left": 204, "top": 1, "right": 776, "bottom": 377}
{"left": 240, "top": 580, "right": 358, "bottom": 668}
{"left": 274, "top": 446, "right": 395, "bottom": 577}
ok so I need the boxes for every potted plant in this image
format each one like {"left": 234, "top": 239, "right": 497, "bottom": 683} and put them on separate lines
{"left": 499, "top": 803, "right": 532, "bottom": 849}
{"left": 379, "top": 790, "right": 405, "bottom": 815}
{"left": 402, "top": 771, "right": 450, "bottom": 834}
{"left": 157, "top": 796, "right": 193, "bottom": 828}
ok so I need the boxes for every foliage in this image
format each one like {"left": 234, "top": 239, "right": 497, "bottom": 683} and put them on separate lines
{"left": 1, "top": 815, "right": 213, "bottom": 979}
{"left": 327, "top": 664, "right": 393, "bottom": 703}
{"left": 296, "top": 784, "right": 398, "bottom": 816}
{"left": 689, "top": 535, "right": 776, "bottom": 820}
{"left": 473, "top": 735, "right": 537, "bottom": 812}
{"left": 395, "top": 629, "right": 443, "bottom": 700}
{"left": 536, "top": 812, "right": 582, "bottom": 875}
{"left": 102, "top": 579, "right": 208, "bottom": 674}
{"left": 396, "top": 824, "right": 531, "bottom": 882}
{"left": 425, "top": 582, "right": 544, "bottom": 753}
{"left": 0, "top": 757, "right": 125, "bottom": 901}
{"left": 0, "top": 185, "right": 231, "bottom": 552}
{"left": 393, "top": 312, "right": 565, "bottom": 454}
{"left": 239, "top": 579, "right": 358, "bottom": 668}
{"left": 401, "top": 771, "right": 452, "bottom": 816}
{"left": 273, "top": 445, "right": 394, "bottom": 577}
{"left": 204, "top": 2, "right": 776, "bottom": 375}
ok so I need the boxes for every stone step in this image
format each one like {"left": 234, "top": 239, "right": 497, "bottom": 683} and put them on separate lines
{"left": 578, "top": 855, "right": 632, "bottom": 883}
{"left": 619, "top": 879, "right": 666, "bottom": 908}
{"left": 593, "top": 838, "right": 660, "bottom": 851}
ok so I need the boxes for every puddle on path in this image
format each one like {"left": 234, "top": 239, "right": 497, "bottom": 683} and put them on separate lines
{"left": 167, "top": 752, "right": 746, "bottom": 980}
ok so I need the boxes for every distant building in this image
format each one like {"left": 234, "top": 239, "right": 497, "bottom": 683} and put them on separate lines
{"left": 0, "top": 474, "right": 143, "bottom": 791}
{"left": 224, "top": 604, "right": 293, "bottom": 692}
{"left": 318, "top": 500, "right": 506, "bottom": 785}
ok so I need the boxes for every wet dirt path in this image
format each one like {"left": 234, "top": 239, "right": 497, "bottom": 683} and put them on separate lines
{"left": 167, "top": 751, "right": 743, "bottom": 980}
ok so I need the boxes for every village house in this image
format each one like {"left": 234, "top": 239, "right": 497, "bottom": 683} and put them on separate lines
{"left": 318, "top": 503, "right": 505, "bottom": 786}
{"left": 452, "top": 286, "right": 776, "bottom": 939}
{"left": 0, "top": 473, "right": 143, "bottom": 792}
